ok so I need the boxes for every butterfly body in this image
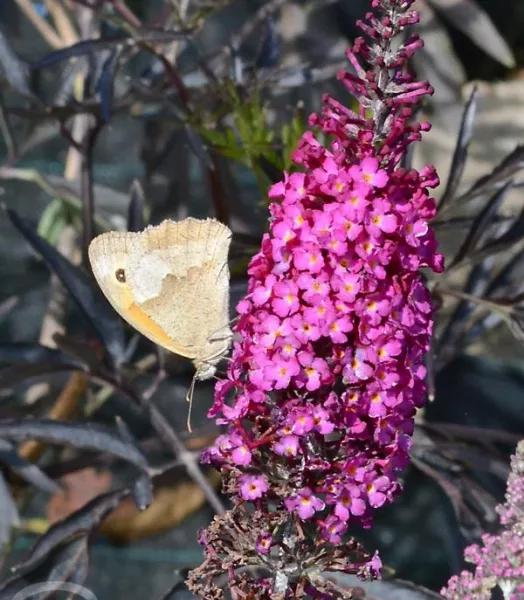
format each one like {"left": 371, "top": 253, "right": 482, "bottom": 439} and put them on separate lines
{"left": 88, "top": 217, "right": 232, "bottom": 378}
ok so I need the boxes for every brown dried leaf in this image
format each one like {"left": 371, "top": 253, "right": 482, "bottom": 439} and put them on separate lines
{"left": 101, "top": 472, "right": 221, "bottom": 543}
{"left": 46, "top": 468, "right": 112, "bottom": 525}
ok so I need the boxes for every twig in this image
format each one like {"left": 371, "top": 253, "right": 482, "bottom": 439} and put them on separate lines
{"left": 80, "top": 122, "right": 101, "bottom": 269}
{"left": 45, "top": 0, "right": 79, "bottom": 46}
{"left": 20, "top": 371, "right": 87, "bottom": 462}
{"left": 0, "top": 94, "right": 17, "bottom": 164}
{"left": 97, "top": 372, "right": 226, "bottom": 515}
{"left": 207, "top": 0, "right": 288, "bottom": 74}
{"left": 25, "top": 227, "right": 79, "bottom": 406}
{"left": 64, "top": 4, "right": 94, "bottom": 181}
{"left": 110, "top": 0, "right": 142, "bottom": 28}
{"left": 13, "top": 0, "right": 63, "bottom": 49}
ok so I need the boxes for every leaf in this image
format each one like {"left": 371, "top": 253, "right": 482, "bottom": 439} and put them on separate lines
{"left": 95, "top": 50, "right": 120, "bottom": 124}
{"left": 0, "top": 27, "right": 34, "bottom": 97}
{"left": 458, "top": 145, "right": 524, "bottom": 203}
{"left": 47, "top": 469, "right": 112, "bottom": 524}
{"left": 467, "top": 205, "right": 524, "bottom": 265}
{"left": 0, "top": 363, "right": 81, "bottom": 389}
{"left": 4, "top": 208, "right": 126, "bottom": 367}
{"left": 101, "top": 474, "right": 220, "bottom": 543}
{"left": 0, "top": 472, "right": 19, "bottom": 548}
{"left": 438, "top": 85, "right": 477, "bottom": 210}
{"left": 0, "top": 439, "right": 60, "bottom": 494}
{"left": 183, "top": 125, "right": 214, "bottom": 170}
{"left": 0, "top": 419, "right": 149, "bottom": 478}
{"left": 0, "top": 296, "right": 18, "bottom": 324}
{"left": 255, "top": 16, "right": 280, "bottom": 70}
{"left": 13, "top": 489, "right": 127, "bottom": 574}
{"left": 34, "top": 30, "right": 194, "bottom": 70}
{"left": 0, "top": 343, "right": 85, "bottom": 388}
{"left": 0, "top": 342, "right": 83, "bottom": 368}
{"left": 449, "top": 180, "right": 511, "bottom": 268}
{"left": 431, "top": 0, "right": 515, "bottom": 68}
{"left": 37, "top": 198, "right": 68, "bottom": 246}
{"left": 43, "top": 535, "right": 90, "bottom": 594}
{"left": 127, "top": 179, "right": 146, "bottom": 233}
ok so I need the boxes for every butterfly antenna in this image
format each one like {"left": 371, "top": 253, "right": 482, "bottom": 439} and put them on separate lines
{"left": 186, "top": 373, "right": 197, "bottom": 433}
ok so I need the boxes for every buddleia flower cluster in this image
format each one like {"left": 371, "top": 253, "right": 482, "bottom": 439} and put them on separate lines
{"left": 442, "top": 441, "right": 524, "bottom": 600}
{"left": 189, "top": 1, "right": 443, "bottom": 598}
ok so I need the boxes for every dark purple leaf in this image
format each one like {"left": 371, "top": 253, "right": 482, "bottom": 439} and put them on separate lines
{"left": 255, "top": 16, "right": 280, "bottom": 70}
{"left": 0, "top": 362, "right": 84, "bottom": 389}
{"left": 34, "top": 30, "right": 194, "bottom": 70}
{"left": 183, "top": 125, "right": 214, "bottom": 170}
{"left": 95, "top": 49, "right": 119, "bottom": 123}
{"left": 0, "top": 27, "right": 34, "bottom": 97}
{"left": 0, "top": 439, "right": 60, "bottom": 494}
{"left": 449, "top": 180, "right": 511, "bottom": 268}
{"left": 438, "top": 85, "right": 477, "bottom": 210}
{"left": 0, "top": 473, "right": 18, "bottom": 547}
{"left": 43, "top": 535, "right": 90, "bottom": 596}
{"left": 458, "top": 145, "right": 524, "bottom": 203}
{"left": 468, "top": 205, "right": 524, "bottom": 264}
{"left": 0, "top": 342, "right": 84, "bottom": 369}
{"left": 12, "top": 489, "right": 127, "bottom": 574}
{"left": 0, "top": 419, "right": 148, "bottom": 475}
{"left": 127, "top": 179, "right": 146, "bottom": 233}
{"left": 4, "top": 208, "right": 126, "bottom": 367}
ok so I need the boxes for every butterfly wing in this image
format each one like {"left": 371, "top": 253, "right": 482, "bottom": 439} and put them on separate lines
{"left": 126, "top": 218, "right": 232, "bottom": 365}
{"left": 88, "top": 218, "right": 233, "bottom": 365}
{"left": 88, "top": 229, "right": 197, "bottom": 358}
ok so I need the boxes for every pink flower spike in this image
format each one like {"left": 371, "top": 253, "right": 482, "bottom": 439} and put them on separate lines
{"left": 239, "top": 474, "right": 269, "bottom": 501}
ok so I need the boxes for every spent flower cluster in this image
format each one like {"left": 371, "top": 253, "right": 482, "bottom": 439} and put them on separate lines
{"left": 189, "top": 1, "right": 443, "bottom": 598}
{"left": 442, "top": 440, "right": 524, "bottom": 600}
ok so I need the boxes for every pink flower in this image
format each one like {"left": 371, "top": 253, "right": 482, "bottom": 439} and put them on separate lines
{"left": 293, "top": 243, "right": 325, "bottom": 274}
{"left": 256, "top": 533, "right": 273, "bottom": 555}
{"left": 265, "top": 356, "right": 300, "bottom": 389}
{"left": 274, "top": 434, "right": 300, "bottom": 457}
{"left": 350, "top": 157, "right": 389, "bottom": 188}
{"left": 272, "top": 281, "right": 300, "bottom": 317}
{"left": 239, "top": 475, "right": 269, "bottom": 501}
{"left": 290, "top": 410, "right": 315, "bottom": 436}
{"left": 320, "top": 515, "right": 347, "bottom": 544}
{"left": 231, "top": 443, "right": 252, "bottom": 466}
{"left": 286, "top": 488, "right": 325, "bottom": 520}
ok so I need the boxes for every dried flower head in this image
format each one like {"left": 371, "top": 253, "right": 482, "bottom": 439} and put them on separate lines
{"left": 442, "top": 440, "right": 524, "bottom": 600}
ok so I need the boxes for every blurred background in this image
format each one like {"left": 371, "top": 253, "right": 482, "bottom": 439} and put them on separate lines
{"left": 1, "top": 1, "right": 524, "bottom": 598}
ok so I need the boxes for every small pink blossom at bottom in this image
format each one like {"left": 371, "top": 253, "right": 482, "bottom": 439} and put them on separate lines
{"left": 256, "top": 533, "right": 273, "bottom": 555}
{"left": 239, "top": 475, "right": 269, "bottom": 501}
{"left": 285, "top": 488, "right": 326, "bottom": 520}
